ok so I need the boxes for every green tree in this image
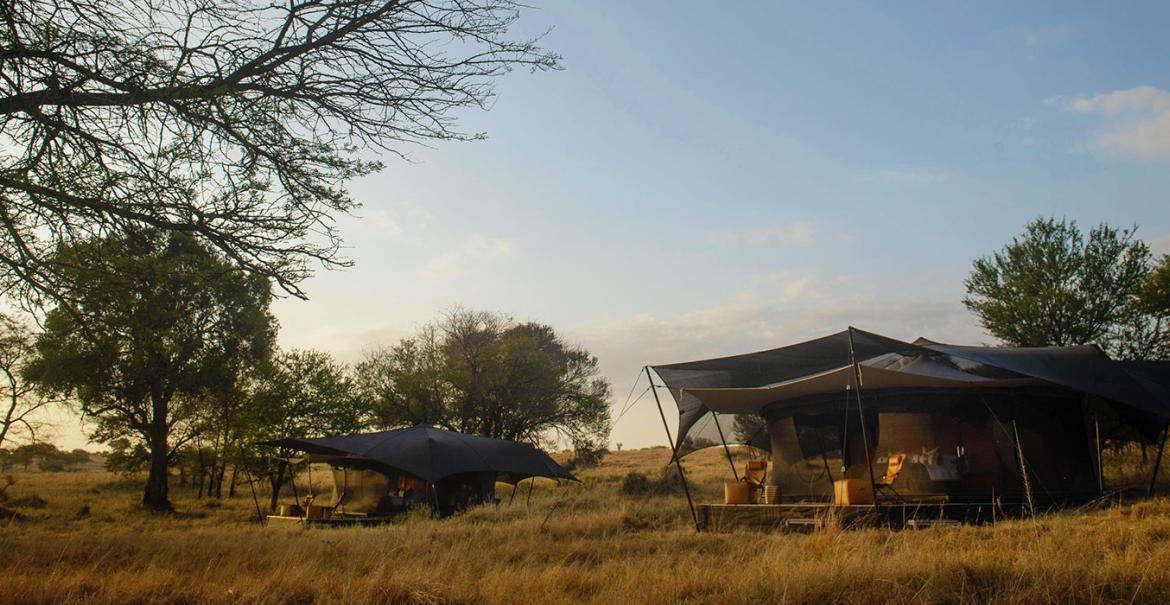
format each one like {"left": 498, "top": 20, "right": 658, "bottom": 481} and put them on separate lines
{"left": 358, "top": 308, "right": 612, "bottom": 452}
{"left": 25, "top": 231, "right": 275, "bottom": 510}
{"left": 964, "top": 217, "right": 1153, "bottom": 354}
{"left": 1114, "top": 254, "right": 1170, "bottom": 360}
{"left": 732, "top": 414, "right": 768, "bottom": 446}
{"left": 243, "top": 349, "right": 369, "bottom": 510}
{"left": 1, "top": 0, "right": 558, "bottom": 306}
{"left": 356, "top": 326, "right": 454, "bottom": 428}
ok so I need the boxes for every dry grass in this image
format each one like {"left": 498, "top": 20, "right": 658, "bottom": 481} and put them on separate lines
{"left": 3, "top": 446, "right": 1170, "bottom": 604}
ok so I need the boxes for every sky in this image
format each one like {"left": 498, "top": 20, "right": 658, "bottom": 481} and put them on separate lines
{"left": 40, "top": 1, "right": 1170, "bottom": 450}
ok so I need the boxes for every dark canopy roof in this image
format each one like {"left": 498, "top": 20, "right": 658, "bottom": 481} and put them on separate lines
{"left": 650, "top": 327, "right": 1170, "bottom": 450}
{"left": 262, "top": 425, "right": 576, "bottom": 483}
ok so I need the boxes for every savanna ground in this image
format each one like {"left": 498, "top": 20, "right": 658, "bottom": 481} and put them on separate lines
{"left": 3, "top": 445, "right": 1170, "bottom": 604}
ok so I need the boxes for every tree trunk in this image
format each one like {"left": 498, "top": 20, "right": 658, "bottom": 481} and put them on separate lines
{"left": 228, "top": 464, "right": 238, "bottom": 498}
{"left": 143, "top": 427, "right": 171, "bottom": 511}
{"left": 142, "top": 392, "right": 171, "bottom": 512}
{"left": 215, "top": 465, "right": 226, "bottom": 498}
{"left": 268, "top": 460, "right": 288, "bottom": 512}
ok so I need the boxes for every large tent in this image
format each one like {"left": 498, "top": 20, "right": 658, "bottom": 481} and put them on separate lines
{"left": 650, "top": 328, "right": 1170, "bottom": 505}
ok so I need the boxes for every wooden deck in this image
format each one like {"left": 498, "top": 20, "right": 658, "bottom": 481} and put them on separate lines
{"left": 697, "top": 501, "right": 1011, "bottom": 531}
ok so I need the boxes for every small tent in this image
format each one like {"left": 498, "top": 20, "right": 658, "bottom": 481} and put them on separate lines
{"left": 264, "top": 425, "right": 575, "bottom": 517}
{"left": 650, "top": 328, "right": 1170, "bottom": 505}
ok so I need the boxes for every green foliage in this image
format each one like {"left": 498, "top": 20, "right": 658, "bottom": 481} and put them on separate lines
{"left": 244, "top": 349, "right": 370, "bottom": 448}
{"left": 24, "top": 231, "right": 276, "bottom": 509}
{"left": 732, "top": 414, "right": 768, "bottom": 445}
{"left": 357, "top": 308, "right": 612, "bottom": 450}
{"left": 104, "top": 438, "right": 149, "bottom": 475}
{"left": 964, "top": 217, "right": 1166, "bottom": 358}
{"left": 565, "top": 442, "right": 608, "bottom": 472}
{"left": 1115, "top": 255, "right": 1170, "bottom": 360}
{"left": 242, "top": 348, "right": 370, "bottom": 507}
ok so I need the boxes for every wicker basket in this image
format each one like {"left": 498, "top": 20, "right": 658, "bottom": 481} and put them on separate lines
{"left": 763, "top": 485, "right": 781, "bottom": 505}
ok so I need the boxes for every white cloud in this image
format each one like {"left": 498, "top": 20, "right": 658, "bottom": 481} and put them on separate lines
{"left": 1049, "top": 86, "right": 1170, "bottom": 159}
{"left": 419, "top": 234, "right": 516, "bottom": 283}
{"left": 857, "top": 167, "right": 951, "bottom": 186}
{"left": 708, "top": 221, "right": 814, "bottom": 245}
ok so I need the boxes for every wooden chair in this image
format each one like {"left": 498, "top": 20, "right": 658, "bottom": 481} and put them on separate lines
{"left": 743, "top": 460, "right": 767, "bottom": 486}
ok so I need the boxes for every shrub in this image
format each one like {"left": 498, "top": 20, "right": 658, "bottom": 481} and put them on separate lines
{"left": 619, "top": 470, "right": 684, "bottom": 496}
{"left": 620, "top": 472, "right": 653, "bottom": 495}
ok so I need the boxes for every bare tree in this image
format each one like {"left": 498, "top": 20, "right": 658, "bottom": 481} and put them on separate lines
{"left": 0, "top": 312, "right": 60, "bottom": 447}
{"left": 0, "top": 0, "right": 559, "bottom": 306}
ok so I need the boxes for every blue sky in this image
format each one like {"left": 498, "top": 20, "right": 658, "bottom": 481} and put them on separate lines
{"left": 267, "top": 1, "right": 1170, "bottom": 451}
{"left": 48, "top": 2, "right": 1170, "bottom": 449}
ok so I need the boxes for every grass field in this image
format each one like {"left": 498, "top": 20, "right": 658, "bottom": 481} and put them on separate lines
{"left": 3, "top": 445, "right": 1170, "bottom": 604}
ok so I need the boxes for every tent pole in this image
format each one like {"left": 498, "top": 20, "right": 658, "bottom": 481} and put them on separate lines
{"left": 846, "top": 328, "right": 879, "bottom": 511}
{"left": 645, "top": 366, "right": 700, "bottom": 532}
{"left": 712, "top": 412, "right": 740, "bottom": 481}
{"left": 238, "top": 449, "right": 264, "bottom": 524}
{"left": 1094, "top": 414, "right": 1105, "bottom": 492}
{"left": 1149, "top": 426, "right": 1168, "bottom": 497}
{"left": 286, "top": 458, "right": 300, "bottom": 505}
{"left": 527, "top": 477, "right": 534, "bottom": 508}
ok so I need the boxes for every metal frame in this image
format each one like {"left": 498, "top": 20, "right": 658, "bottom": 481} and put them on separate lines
{"left": 1149, "top": 425, "right": 1168, "bottom": 497}
{"left": 645, "top": 366, "right": 700, "bottom": 532}
{"left": 711, "top": 412, "right": 740, "bottom": 481}
{"left": 846, "top": 327, "right": 880, "bottom": 510}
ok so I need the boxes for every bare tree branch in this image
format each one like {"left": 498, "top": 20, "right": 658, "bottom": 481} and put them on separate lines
{"left": 0, "top": 0, "right": 559, "bottom": 307}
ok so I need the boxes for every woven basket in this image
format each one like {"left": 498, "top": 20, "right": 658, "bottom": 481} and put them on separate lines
{"left": 763, "top": 485, "right": 781, "bottom": 505}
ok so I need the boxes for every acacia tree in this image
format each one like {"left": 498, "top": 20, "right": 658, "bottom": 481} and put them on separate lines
{"left": 963, "top": 217, "right": 1158, "bottom": 356}
{"left": 358, "top": 308, "right": 612, "bottom": 451}
{"left": 242, "top": 349, "right": 369, "bottom": 510}
{"left": 1115, "top": 254, "right": 1170, "bottom": 360}
{"left": 0, "top": 312, "right": 61, "bottom": 448}
{"left": 24, "top": 231, "right": 275, "bottom": 510}
{"left": 0, "top": 0, "right": 559, "bottom": 306}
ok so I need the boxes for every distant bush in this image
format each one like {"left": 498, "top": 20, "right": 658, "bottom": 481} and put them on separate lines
{"left": 679, "top": 436, "right": 716, "bottom": 455}
{"left": 620, "top": 472, "right": 653, "bottom": 495}
{"left": 8, "top": 443, "right": 91, "bottom": 472}
{"left": 619, "top": 470, "right": 683, "bottom": 496}
{"left": 565, "top": 441, "right": 608, "bottom": 472}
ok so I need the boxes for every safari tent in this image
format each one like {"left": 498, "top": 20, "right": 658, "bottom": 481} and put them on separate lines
{"left": 649, "top": 328, "right": 1170, "bottom": 516}
{"left": 262, "top": 425, "right": 575, "bottom": 523}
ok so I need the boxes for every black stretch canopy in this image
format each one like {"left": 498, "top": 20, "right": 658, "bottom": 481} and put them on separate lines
{"left": 650, "top": 327, "right": 1170, "bottom": 450}
{"left": 262, "top": 425, "right": 576, "bottom": 483}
